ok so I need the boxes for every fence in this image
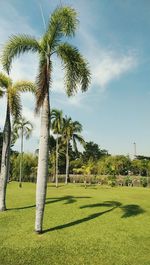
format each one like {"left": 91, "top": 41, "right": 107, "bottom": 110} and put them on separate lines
{"left": 48, "top": 174, "right": 150, "bottom": 187}
{"left": 11, "top": 174, "right": 150, "bottom": 187}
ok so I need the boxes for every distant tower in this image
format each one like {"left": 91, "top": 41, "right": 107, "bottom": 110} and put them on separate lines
{"left": 133, "top": 142, "right": 137, "bottom": 158}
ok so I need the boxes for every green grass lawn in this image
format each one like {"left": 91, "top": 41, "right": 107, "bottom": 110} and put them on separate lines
{"left": 0, "top": 182, "right": 150, "bottom": 265}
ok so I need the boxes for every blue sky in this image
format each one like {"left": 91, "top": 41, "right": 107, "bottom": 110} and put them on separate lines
{"left": 0, "top": 0, "right": 150, "bottom": 157}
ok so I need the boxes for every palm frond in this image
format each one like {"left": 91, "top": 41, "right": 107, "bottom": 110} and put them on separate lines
{"left": 57, "top": 43, "right": 91, "bottom": 96}
{"left": 0, "top": 72, "right": 12, "bottom": 89}
{"left": 73, "top": 133, "right": 85, "bottom": 147}
{"left": 8, "top": 87, "right": 22, "bottom": 119}
{"left": 24, "top": 126, "right": 33, "bottom": 139}
{"left": 2, "top": 34, "right": 41, "bottom": 73}
{"left": 11, "top": 123, "right": 19, "bottom": 146}
{"left": 13, "top": 117, "right": 33, "bottom": 139}
{"left": 13, "top": 81, "right": 36, "bottom": 94}
{"left": 72, "top": 120, "right": 82, "bottom": 133}
{"left": 51, "top": 108, "right": 63, "bottom": 134}
{"left": 0, "top": 89, "right": 4, "bottom": 98}
{"left": 62, "top": 116, "right": 72, "bottom": 139}
{"left": 42, "top": 6, "right": 78, "bottom": 53}
{"left": 72, "top": 135, "right": 78, "bottom": 154}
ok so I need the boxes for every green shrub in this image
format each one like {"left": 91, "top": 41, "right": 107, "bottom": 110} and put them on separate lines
{"left": 10, "top": 153, "right": 37, "bottom": 182}
{"left": 140, "top": 177, "right": 147, "bottom": 187}
{"left": 125, "top": 176, "right": 132, "bottom": 186}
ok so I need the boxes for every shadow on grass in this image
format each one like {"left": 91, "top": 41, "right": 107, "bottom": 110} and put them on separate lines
{"left": 43, "top": 201, "right": 145, "bottom": 233}
{"left": 121, "top": 204, "right": 145, "bottom": 218}
{"left": 8, "top": 196, "right": 91, "bottom": 210}
{"left": 80, "top": 201, "right": 145, "bottom": 218}
{"left": 43, "top": 207, "right": 114, "bottom": 233}
{"left": 80, "top": 201, "right": 122, "bottom": 209}
{"left": 8, "top": 194, "right": 145, "bottom": 233}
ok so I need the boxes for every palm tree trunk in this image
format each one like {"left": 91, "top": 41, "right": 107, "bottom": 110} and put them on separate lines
{"left": 35, "top": 91, "right": 50, "bottom": 233}
{"left": 55, "top": 134, "right": 58, "bottom": 188}
{"left": 19, "top": 127, "right": 23, "bottom": 188}
{"left": 65, "top": 139, "right": 69, "bottom": 184}
{"left": 0, "top": 102, "right": 11, "bottom": 211}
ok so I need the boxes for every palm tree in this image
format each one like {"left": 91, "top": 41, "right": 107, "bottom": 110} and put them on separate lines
{"left": 62, "top": 116, "right": 85, "bottom": 184}
{"left": 2, "top": 6, "right": 91, "bottom": 233}
{"left": 0, "top": 72, "right": 35, "bottom": 211}
{"left": 13, "top": 117, "right": 33, "bottom": 188}
{"left": 51, "top": 109, "right": 63, "bottom": 188}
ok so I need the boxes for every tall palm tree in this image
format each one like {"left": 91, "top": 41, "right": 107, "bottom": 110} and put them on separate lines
{"left": 51, "top": 109, "right": 63, "bottom": 188}
{"left": 62, "top": 116, "right": 85, "bottom": 184}
{"left": 2, "top": 6, "right": 91, "bottom": 233}
{"left": 13, "top": 117, "right": 33, "bottom": 188}
{"left": 0, "top": 72, "right": 35, "bottom": 211}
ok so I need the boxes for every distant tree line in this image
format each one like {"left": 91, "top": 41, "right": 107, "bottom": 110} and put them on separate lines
{"left": 6, "top": 126, "right": 150, "bottom": 188}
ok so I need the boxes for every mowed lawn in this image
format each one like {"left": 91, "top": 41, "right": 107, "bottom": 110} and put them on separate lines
{"left": 0, "top": 182, "right": 150, "bottom": 265}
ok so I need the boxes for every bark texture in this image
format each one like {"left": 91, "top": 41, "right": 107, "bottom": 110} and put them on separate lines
{"left": 65, "top": 140, "right": 69, "bottom": 184}
{"left": 55, "top": 135, "right": 58, "bottom": 188}
{"left": 19, "top": 127, "right": 23, "bottom": 188}
{"left": 35, "top": 91, "right": 50, "bottom": 233}
{"left": 0, "top": 103, "right": 11, "bottom": 211}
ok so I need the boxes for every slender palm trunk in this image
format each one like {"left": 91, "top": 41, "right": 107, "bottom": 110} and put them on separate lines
{"left": 35, "top": 91, "right": 50, "bottom": 233}
{"left": 0, "top": 102, "right": 11, "bottom": 211}
{"left": 55, "top": 134, "right": 58, "bottom": 188}
{"left": 19, "top": 127, "right": 23, "bottom": 188}
{"left": 65, "top": 139, "right": 69, "bottom": 184}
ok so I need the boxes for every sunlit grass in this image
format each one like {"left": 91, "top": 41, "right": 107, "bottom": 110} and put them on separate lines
{"left": 0, "top": 182, "right": 150, "bottom": 265}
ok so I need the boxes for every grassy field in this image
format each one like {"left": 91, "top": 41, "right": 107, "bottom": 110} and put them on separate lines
{"left": 0, "top": 182, "right": 150, "bottom": 265}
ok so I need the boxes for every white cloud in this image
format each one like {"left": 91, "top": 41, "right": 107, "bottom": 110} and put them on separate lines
{"left": 92, "top": 51, "right": 138, "bottom": 89}
{"left": 50, "top": 43, "right": 138, "bottom": 109}
{"left": 52, "top": 91, "right": 87, "bottom": 107}
{"left": 2, "top": 54, "right": 39, "bottom": 84}
{"left": 49, "top": 23, "right": 138, "bottom": 109}
{"left": 77, "top": 21, "right": 138, "bottom": 91}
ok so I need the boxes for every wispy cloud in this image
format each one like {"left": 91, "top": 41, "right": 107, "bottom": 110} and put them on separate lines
{"left": 78, "top": 28, "right": 138, "bottom": 90}
{"left": 92, "top": 51, "right": 138, "bottom": 89}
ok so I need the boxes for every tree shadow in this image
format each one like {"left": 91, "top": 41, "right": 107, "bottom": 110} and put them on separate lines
{"left": 8, "top": 196, "right": 91, "bottom": 210}
{"left": 121, "top": 204, "right": 145, "bottom": 218}
{"left": 80, "top": 201, "right": 122, "bottom": 209}
{"left": 43, "top": 207, "right": 115, "bottom": 233}
{"left": 80, "top": 201, "right": 145, "bottom": 218}
{"left": 43, "top": 201, "right": 121, "bottom": 233}
{"left": 46, "top": 196, "right": 91, "bottom": 205}
{"left": 43, "top": 201, "right": 145, "bottom": 234}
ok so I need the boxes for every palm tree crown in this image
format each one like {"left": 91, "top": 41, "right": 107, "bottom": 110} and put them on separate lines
{"left": 62, "top": 116, "right": 85, "bottom": 152}
{"left": 0, "top": 73, "right": 35, "bottom": 118}
{"left": 13, "top": 117, "right": 33, "bottom": 140}
{"left": 2, "top": 6, "right": 91, "bottom": 111}
{"left": 51, "top": 109, "right": 63, "bottom": 135}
